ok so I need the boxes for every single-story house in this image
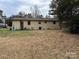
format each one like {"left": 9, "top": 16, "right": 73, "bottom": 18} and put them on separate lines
{"left": 9, "top": 17, "right": 60, "bottom": 30}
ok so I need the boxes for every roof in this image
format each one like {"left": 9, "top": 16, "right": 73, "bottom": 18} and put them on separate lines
{"left": 10, "top": 17, "right": 58, "bottom": 22}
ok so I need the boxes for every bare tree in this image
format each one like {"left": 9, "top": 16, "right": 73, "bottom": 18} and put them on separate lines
{"left": 31, "top": 5, "right": 40, "bottom": 18}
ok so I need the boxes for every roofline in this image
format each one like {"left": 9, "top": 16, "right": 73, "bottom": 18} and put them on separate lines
{"left": 10, "top": 18, "right": 58, "bottom": 22}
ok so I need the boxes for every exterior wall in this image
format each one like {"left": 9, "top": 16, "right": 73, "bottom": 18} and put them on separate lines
{"left": 12, "top": 20, "right": 60, "bottom": 30}
{"left": 46, "top": 22, "right": 60, "bottom": 30}
{"left": 12, "top": 21, "right": 20, "bottom": 30}
{"left": 23, "top": 21, "right": 60, "bottom": 30}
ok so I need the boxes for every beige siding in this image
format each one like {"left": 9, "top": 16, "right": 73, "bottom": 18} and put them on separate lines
{"left": 23, "top": 21, "right": 59, "bottom": 30}
{"left": 12, "top": 21, "right": 20, "bottom": 30}
{"left": 46, "top": 22, "right": 60, "bottom": 30}
{"left": 23, "top": 21, "right": 31, "bottom": 29}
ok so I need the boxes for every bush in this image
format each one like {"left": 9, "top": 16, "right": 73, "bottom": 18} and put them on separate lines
{"left": 69, "top": 25, "right": 79, "bottom": 34}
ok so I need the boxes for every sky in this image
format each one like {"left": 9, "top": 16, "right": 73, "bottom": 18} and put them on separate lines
{"left": 0, "top": 0, "right": 51, "bottom": 17}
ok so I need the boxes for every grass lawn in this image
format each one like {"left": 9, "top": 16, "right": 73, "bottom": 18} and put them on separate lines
{"left": 0, "top": 28, "right": 36, "bottom": 37}
{"left": 0, "top": 28, "right": 79, "bottom": 59}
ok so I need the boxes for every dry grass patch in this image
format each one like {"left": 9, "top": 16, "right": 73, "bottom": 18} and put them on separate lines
{"left": 0, "top": 29, "right": 79, "bottom": 59}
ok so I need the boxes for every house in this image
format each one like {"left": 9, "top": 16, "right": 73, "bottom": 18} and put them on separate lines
{"left": 0, "top": 10, "right": 6, "bottom": 27}
{"left": 8, "top": 14, "right": 60, "bottom": 30}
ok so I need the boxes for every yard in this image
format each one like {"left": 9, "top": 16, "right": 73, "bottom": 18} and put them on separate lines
{"left": 0, "top": 29, "right": 79, "bottom": 59}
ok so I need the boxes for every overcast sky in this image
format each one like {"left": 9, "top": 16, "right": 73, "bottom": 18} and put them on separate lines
{"left": 0, "top": 0, "right": 51, "bottom": 17}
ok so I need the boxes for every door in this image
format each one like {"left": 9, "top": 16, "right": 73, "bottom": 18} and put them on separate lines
{"left": 20, "top": 21, "right": 23, "bottom": 30}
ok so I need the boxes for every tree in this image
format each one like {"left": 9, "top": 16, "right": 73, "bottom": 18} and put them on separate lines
{"left": 46, "top": 15, "right": 50, "bottom": 18}
{"left": 49, "top": 0, "right": 58, "bottom": 15}
{"left": 50, "top": 0, "right": 79, "bottom": 33}
{"left": 49, "top": 0, "right": 63, "bottom": 29}
{"left": 37, "top": 15, "right": 43, "bottom": 18}
{"left": 31, "top": 5, "right": 41, "bottom": 18}
{"left": 18, "top": 11, "right": 26, "bottom": 17}
{"left": 27, "top": 13, "right": 32, "bottom": 18}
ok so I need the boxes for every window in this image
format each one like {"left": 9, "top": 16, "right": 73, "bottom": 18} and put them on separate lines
{"left": 45, "top": 21, "right": 47, "bottom": 23}
{"left": 39, "top": 27, "right": 42, "bottom": 30}
{"left": 39, "top": 21, "right": 41, "bottom": 24}
{"left": 53, "top": 21, "right": 56, "bottom": 24}
{"left": 28, "top": 21, "right": 31, "bottom": 25}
